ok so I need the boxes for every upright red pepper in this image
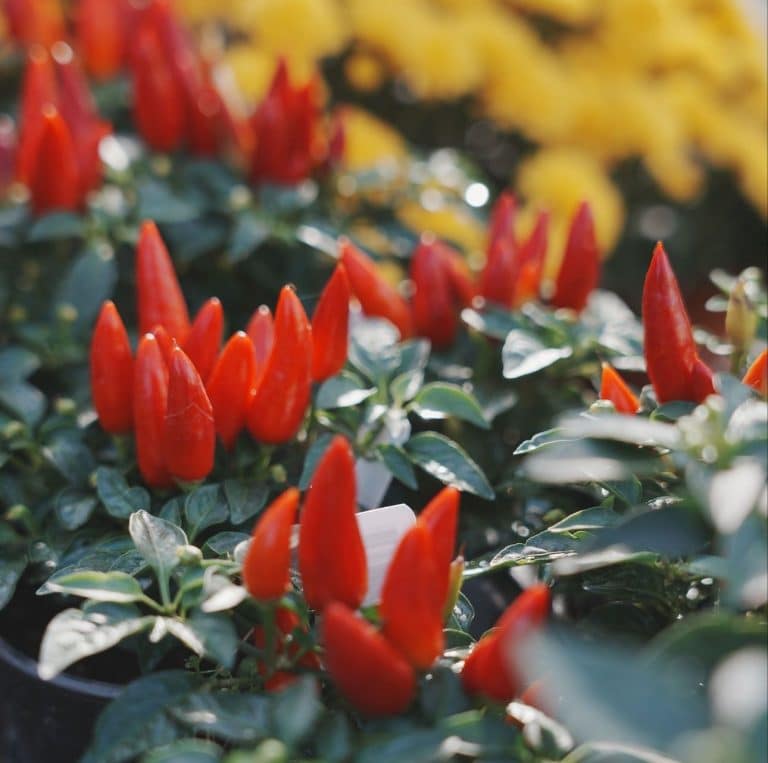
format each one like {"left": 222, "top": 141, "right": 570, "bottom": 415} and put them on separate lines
{"left": 242, "top": 488, "right": 299, "bottom": 601}
{"left": 130, "top": 20, "right": 185, "bottom": 152}
{"left": 183, "top": 298, "right": 223, "bottom": 383}
{"left": 379, "top": 524, "right": 444, "bottom": 670}
{"left": 150, "top": 324, "right": 175, "bottom": 367}
{"left": 74, "top": 0, "right": 128, "bottom": 80}
{"left": 246, "top": 305, "right": 275, "bottom": 388}
{"left": 599, "top": 363, "right": 639, "bottom": 414}
{"left": 743, "top": 349, "right": 768, "bottom": 398}
{"left": 163, "top": 346, "right": 215, "bottom": 483}
{"left": 311, "top": 264, "right": 350, "bottom": 382}
{"left": 418, "top": 487, "right": 460, "bottom": 605}
{"left": 340, "top": 238, "right": 413, "bottom": 339}
{"left": 0, "top": 117, "right": 16, "bottom": 195}
{"left": 511, "top": 210, "right": 549, "bottom": 308}
{"left": 551, "top": 201, "right": 600, "bottom": 313}
{"left": 206, "top": 332, "right": 257, "bottom": 450}
{"left": 3, "top": 0, "right": 65, "bottom": 48}
{"left": 136, "top": 220, "right": 191, "bottom": 342}
{"left": 462, "top": 584, "right": 550, "bottom": 703}
{"left": 322, "top": 602, "right": 416, "bottom": 717}
{"left": 642, "top": 243, "right": 715, "bottom": 403}
{"left": 480, "top": 192, "right": 519, "bottom": 307}
{"left": 133, "top": 333, "right": 172, "bottom": 488}
{"left": 298, "top": 436, "right": 367, "bottom": 611}
{"left": 246, "top": 286, "right": 312, "bottom": 444}
{"left": 90, "top": 301, "right": 133, "bottom": 434}
{"left": 27, "top": 106, "right": 81, "bottom": 215}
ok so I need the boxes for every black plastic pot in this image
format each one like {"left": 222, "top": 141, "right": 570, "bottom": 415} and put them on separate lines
{"left": 0, "top": 635, "right": 120, "bottom": 763}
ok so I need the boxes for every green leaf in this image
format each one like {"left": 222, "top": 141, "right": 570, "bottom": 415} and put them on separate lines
{"left": 356, "top": 729, "right": 449, "bottom": 763}
{"left": 0, "top": 382, "right": 46, "bottom": 427}
{"left": 410, "top": 382, "right": 489, "bottom": 429}
{"left": 43, "top": 434, "right": 94, "bottom": 485}
{"left": 97, "top": 467, "right": 150, "bottom": 519}
{"left": 38, "top": 603, "right": 153, "bottom": 679}
{"left": 316, "top": 372, "right": 376, "bottom": 409}
{"left": 561, "top": 742, "right": 679, "bottom": 763}
{"left": 27, "top": 211, "right": 85, "bottom": 242}
{"left": 129, "top": 510, "right": 188, "bottom": 590}
{"left": 228, "top": 214, "right": 269, "bottom": 263}
{"left": 405, "top": 432, "right": 494, "bottom": 499}
{"left": 204, "top": 531, "right": 250, "bottom": 557}
{"left": 548, "top": 506, "right": 622, "bottom": 533}
{"left": 299, "top": 433, "right": 334, "bottom": 490}
{"left": 463, "top": 544, "right": 575, "bottom": 579}
{"left": 377, "top": 443, "right": 418, "bottom": 490}
{"left": 502, "top": 330, "right": 572, "bottom": 379}
{"left": 224, "top": 479, "right": 269, "bottom": 525}
{"left": 390, "top": 369, "right": 424, "bottom": 406}
{"left": 41, "top": 571, "right": 145, "bottom": 603}
{"left": 53, "top": 245, "right": 117, "bottom": 334}
{"left": 0, "top": 555, "right": 26, "bottom": 611}
{"left": 163, "top": 612, "right": 238, "bottom": 668}
{"left": 514, "top": 427, "right": 570, "bottom": 455}
{"left": 142, "top": 739, "right": 223, "bottom": 763}
{"left": 82, "top": 671, "right": 201, "bottom": 763}
{"left": 55, "top": 489, "right": 98, "bottom": 530}
{"left": 184, "top": 485, "right": 228, "bottom": 541}
{"left": 136, "top": 180, "right": 200, "bottom": 224}
{"left": 315, "top": 713, "right": 352, "bottom": 763}
{"left": 172, "top": 692, "right": 270, "bottom": 743}
{"left": 0, "top": 347, "right": 40, "bottom": 382}
{"left": 270, "top": 675, "right": 322, "bottom": 746}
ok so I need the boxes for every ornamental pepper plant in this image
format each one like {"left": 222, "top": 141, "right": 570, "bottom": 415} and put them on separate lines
{"left": 0, "top": 3, "right": 765, "bottom": 762}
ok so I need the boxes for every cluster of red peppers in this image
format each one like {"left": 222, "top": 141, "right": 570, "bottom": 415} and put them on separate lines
{"left": 598, "top": 242, "right": 767, "bottom": 412}
{"left": 242, "top": 435, "right": 462, "bottom": 715}
{"left": 90, "top": 220, "right": 350, "bottom": 486}
{"left": 339, "top": 194, "right": 600, "bottom": 350}
{"left": 9, "top": 42, "right": 110, "bottom": 213}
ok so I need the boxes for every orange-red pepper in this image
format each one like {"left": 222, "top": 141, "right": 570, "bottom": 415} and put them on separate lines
{"left": 480, "top": 192, "right": 519, "bottom": 307}
{"left": 183, "top": 297, "right": 223, "bottom": 383}
{"left": 462, "top": 584, "right": 550, "bottom": 703}
{"left": 743, "top": 349, "right": 768, "bottom": 397}
{"left": 551, "top": 202, "right": 600, "bottom": 313}
{"left": 642, "top": 243, "right": 715, "bottom": 404}
{"left": 340, "top": 238, "right": 413, "bottom": 339}
{"left": 311, "top": 264, "right": 350, "bottom": 382}
{"left": 74, "top": 0, "right": 128, "bottom": 80}
{"left": 298, "top": 436, "right": 367, "bottom": 611}
{"left": 163, "top": 346, "right": 215, "bottom": 483}
{"left": 206, "top": 332, "right": 257, "bottom": 451}
{"left": 242, "top": 488, "right": 299, "bottom": 601}
{"left": 133, "top": 333, "right": 172, "bottom": 488}
{"left": 136, "top": 220, "right": 191, "bottom": 343}
{"left": 3, "top": 0, "right": 65, "bottom": 48}
{"left": 246, "top": 286, "right": 312, "bottom": 444}
{"left": 322, "top": 602, "right": 416, "bottom": 717}
{"left": 379, "top": 524, "right": 444, "bottom": 670}
{"left": 599, "top": 363, "right": 639, "bottom": 414}
{"left": 418, "top": 486, "right": 459, "bottom": 605}
{"left": 90, "top": 301, "right": 133, "bottom": 434}
{"left": 511, "top": 210, "right": 549, "bottom": 308}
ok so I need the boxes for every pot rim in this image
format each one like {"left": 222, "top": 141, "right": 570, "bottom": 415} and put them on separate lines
{"left": 0, "top": 633, "right": 121, "bottom": 700}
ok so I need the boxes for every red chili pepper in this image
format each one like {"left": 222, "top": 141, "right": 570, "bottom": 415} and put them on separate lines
{"left": 136, "top": 220, "right": 191, "bottom": 342}
{"left": 411, "top": 238, "right": 460, "bottom": 349}
{"left": 340, "top": 238, "right": 413, "bottom": 339}
{"left": 0, "top": 118, "right": 16, "bottom": 195}
{"left": 74, "top": 0, "right": 128, "bottom": 80}
{"left": 246, "top": 304, "right": 275, "bottom": 388}
{"left": 511, "top": 210, "right": 549, "bottom": 308}
{"left": 321, "top": 602, "right": 416, "bottom": 717}
{"left": 133, "top": 333, "right": 172, "bottom": 488}
{"left": 418, "top": 486, "right": 459, "bottom": 605}
{"left": 298, "top": 435, "right": 367, "bottom": 611}
{"left": 743, "top": 349, "right": 768, "bottom": 397}
{"left": 379, "top": 524, "right": 444, "bottom": 670}
{"left": 242, "top": 488, "right": 299, "bottom": 601}
{"left": 150, "top": 324, "right": 175, "bottom": 367}
{"left": 130, "top": 21, "right": 185, "bottom": 152}
{"left": 90, "top": 301, "right": 133, "bottom": 434}
{"left": 163, "top": 346, "right": 215, "bottom": 483}
{"left": 480, "top": 192, "right": 519, "bottom": 307}
{"left": 462, "top": 584, "right": 550, "bottom": 703}
{"left": 16, "top": 46, "right": 58, "bottom": 186}
{"left": 182, "top": 298, "right": 223, "bottom": 383}
{"left": 28, "top": 107, "right": 82, "bottom": 215}
{"left": 642, "top": 243, "right": 715, "bottom": 403}
{"left": 551, "top": 201, "right": 600, "bottom": 312}
{"left": 599, "top": 363, "right": 639, "bottom": 414}
{"left": 311, "top": 264, "right": 350, "bottom": 382}
{"left": 206, "top": 332, "right": 257, "bottom": 450}
{"left": 246, "top": 286, "right": 312, "bottom": 444}
{"left": 3, "top": 0, "right": 65, "bottom": 48}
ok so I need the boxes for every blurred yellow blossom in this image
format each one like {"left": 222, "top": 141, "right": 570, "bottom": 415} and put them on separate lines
{"left": 341, "top": 107, "right": 407, "bottom": 170}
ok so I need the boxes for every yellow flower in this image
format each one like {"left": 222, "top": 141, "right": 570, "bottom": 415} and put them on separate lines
{"left": 341, "top": 107, "right": 408, "bottom": 170}
{"left": 397, "top": 201, "right": 486, "bottom": 261}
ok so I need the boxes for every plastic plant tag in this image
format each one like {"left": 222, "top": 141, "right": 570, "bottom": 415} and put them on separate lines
{"left": 355, "top": 458, "right": 394, "bottom": 511}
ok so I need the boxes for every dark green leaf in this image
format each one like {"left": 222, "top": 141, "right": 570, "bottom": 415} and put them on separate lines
{"left": 377, "top": 443, "right": 418, "bottom": 490}
{"left": 224, "top": 480, "right": 269, "bottom": 525}
{"left": 549, "top": 506, "right": 621, "bottom": 533}
{"left": 172, "top": 692, "right": 270, "bottom": 743}
{"left": 405, "top": 432, "right": 494, "bottom": 499}
{"left": 41, "top": 571, "right": 145, "bottom": 603}
{"left": 55, "top": 489, "right": 98, "bottom": 530}
{"left": 27, "top": 212, "right": 85, "bottom": 242}
{"left": 0, "top": 555, "right": 26, "bottom": 611}
{"left": 184, "top": 612, "right": 238, "bottom": 668}
{"left": 97, "top": 467, "right": 150, "bottom": 519}
{"left": 315, "top": 713, "right": 352, "bottom": 763}
{"left": 502, "top": 330, "right": 572, "bottom": 379}
{"left": 43, "top": 435, "right": 94, "bottom": 484}
{"left": 270, "top": 675, "right": 322, "bottom": 746}
{"left": 316, "top": 372, "right": 376, "bottom": 409}
{"left": 205, "top": 531, "right": 250, "bottom": 557}
{"left": 228, "top": 214, "right": 269, "bottom": 263}
{"left": 299, "top": 433, "right": 334, "bottom": 490}
{"left": 0, "top": 382, "right": 46, "bottom": 427}
{"left": 184, "top": 485, "right": 228, "bottom": 540}
{"left": 129, "top": 510, "right": 188, "bottom": 589}
{"left": 410, "top": 382, "right": 489, "bottom": 429}
{"left": 0, "top": 347, "right": 40, "bottom": 382}
{"left": 136, "top": 181, "right": 199, "bottom": 224}
{"left": 142, "top": 739, "right": 222, "bottom": 763}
